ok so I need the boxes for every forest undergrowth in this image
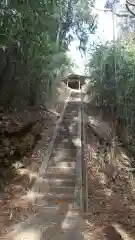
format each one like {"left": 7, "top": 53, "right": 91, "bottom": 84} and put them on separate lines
{"left": 83, "top": 102, "right": 135, "bottom": 240}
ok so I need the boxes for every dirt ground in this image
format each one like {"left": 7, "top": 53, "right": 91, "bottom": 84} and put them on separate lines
{"left": 83, "top": 106, "right": 135, "bottom": 240}
{"left": 2, "top": 91, "right": 135, "bottom": 239}
{"left": 0, "top": 113, "right": 57, "bottom": 237}
{"left": 0, "top": 83, "right": 70, "bottom": 237}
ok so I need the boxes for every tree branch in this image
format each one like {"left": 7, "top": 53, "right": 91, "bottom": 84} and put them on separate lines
{"left": 126, "top": 0, "right": 135, "bottom": 7}
{"left": 126, "top": 2, "right": 135, "bottom": 17}
{"left": 92, "top": 6, "right": 134, "bottom": 18}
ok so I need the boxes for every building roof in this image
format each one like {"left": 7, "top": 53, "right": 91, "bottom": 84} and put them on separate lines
{"left": 61, "top": 74, "right": 90, "bottom": 83}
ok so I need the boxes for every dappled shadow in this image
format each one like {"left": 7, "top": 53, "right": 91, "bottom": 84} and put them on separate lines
{"left": 9, "top": 202, "right": 81, "bottom": 240}
{"left": 83, "top": 112, "right": 135, "bottom": 240}
{"left": 0, "top": 115, "right": 56, "bottom": 237}
{"left": 7, "top": 98, "right": 83, "bottom": 239}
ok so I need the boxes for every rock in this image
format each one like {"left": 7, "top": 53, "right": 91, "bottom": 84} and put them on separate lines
{"left": 32, "top": 122, "right": 43, "bottom": 136}
{"left": 13, "top": 161, "right": 24, "bottom": 169}
{"left": 88, "top": 116, "right": 111, "bottom": 140}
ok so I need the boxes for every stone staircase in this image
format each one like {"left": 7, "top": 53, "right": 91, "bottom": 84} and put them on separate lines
{"left": 9, "top": 92, "right": 83, "bottom": 240}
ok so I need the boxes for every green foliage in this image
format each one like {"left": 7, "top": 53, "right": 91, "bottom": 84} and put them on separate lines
{"left": 0, "top": 0, "right": 96, "bottom": 108}
{"left": 87, "top": 39, "right": 135, "bottom": 136}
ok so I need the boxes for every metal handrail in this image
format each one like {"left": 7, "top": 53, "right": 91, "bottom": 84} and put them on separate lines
{"left": 81, "top": 89, "right": 88, "bottom": 213}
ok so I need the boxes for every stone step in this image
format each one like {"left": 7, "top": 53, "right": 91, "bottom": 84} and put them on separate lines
{"left": 36, "top": 210, "right": 81, "bottom": 239}
{"left": 51, "top": 147, "right": 76, "bottom": 156}
{"left": 34, "top": 180, "right": 75, "bottom": 194}
{"left": 47, "top": 166, "right": 75, "bottom": 175}
{"left": 20, "top": 204, "right": 81, "bottom": 239}
{"left": 49, "top": 161, "right": 76, "bottom": 168}
{"left": 45, "top": 171, "right": 76, "bottom": 180}
{"left": 43, "top": 192, "right": 75, "bottom": 202}
{"left": 41, "top": 178, "right": 75, "bottom": 187}
{"left": 48, "top": 186, "right": 74, "bottom": 195}
{"left": 57, "top": 131, "right": 69, "bottom": 137}
{"left": 49, "top": 155, "right": 76, "bottom": 165}
{"left": 53, "top": 146, "right": 76, "bottom": 150}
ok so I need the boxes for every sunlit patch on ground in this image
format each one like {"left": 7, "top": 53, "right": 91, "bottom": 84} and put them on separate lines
{"left": 61, "top": 204, "right": 80, "bottom": 230}
{"left": 3, "top": 91, "right": 82, "bottom": 239}
{"left": 0, "top": 112, "right": 58, "bottom": 237}
{"left": 72, "top": 137, "right": 81, "bottom": 147}
{"left": 11, "top": 227, "right": 42, "bottom": 240}
{"left": 113, "top": 223, "right": 134, "bottom": 240}
{"left": 98, "top": 172, "right": 108, "bottom": 185}
{"left": 22, "top": 192, "right": 45, "bottom": 202}
{"left": 83, "top": 109, "right": 135, "bottom": 240}
{"left": 17, "top": 168, "right": 38, "bottom": 180}
{"left": 103, "top": 187, "right": 113, "bottom": 197}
